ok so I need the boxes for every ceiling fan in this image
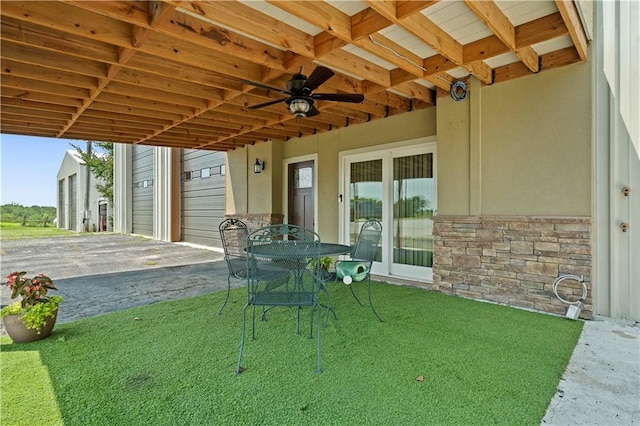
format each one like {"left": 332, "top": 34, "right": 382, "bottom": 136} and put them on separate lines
{"left": 243, "top": 66, "right": 364, "bottom": 119}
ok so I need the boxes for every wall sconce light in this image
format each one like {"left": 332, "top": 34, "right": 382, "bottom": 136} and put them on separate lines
{"left": 254, "top": 158, "right": 265, "bottom": 174}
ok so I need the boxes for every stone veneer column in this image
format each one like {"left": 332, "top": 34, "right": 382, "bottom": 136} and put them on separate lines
{"left": 225, "top": 213, "right": 284, "bottom": 231}
{"left": 432, "top": 216, "right": 592, "bottom": 318}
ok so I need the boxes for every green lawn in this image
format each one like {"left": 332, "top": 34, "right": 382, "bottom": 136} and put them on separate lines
{"left": 0, "top": 283, "right": 583, "bottom": 425}
{"left": 0, "top": 223, "right": 76, "bottom": 240}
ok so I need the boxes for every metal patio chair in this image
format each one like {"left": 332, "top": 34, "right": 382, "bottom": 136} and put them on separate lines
{"left": 218, "top": 218, "right": 249, "bottom": 314}
{"left": 236, "top": 224, "right": 323, "bottom": 374}
{"left": 335, "top": 219, "right": 384, "bottom": 321}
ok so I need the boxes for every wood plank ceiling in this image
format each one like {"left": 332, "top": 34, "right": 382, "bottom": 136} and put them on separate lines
{"left": 0, "top": 0, "right": 588, "bottom": 151}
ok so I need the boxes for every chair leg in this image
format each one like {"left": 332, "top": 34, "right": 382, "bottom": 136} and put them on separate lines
{"left": 349, "top": 283, "right": 364, "bottom": 306}
{"left": 310, "top": 304, "right": 315, "bottom": 338}
{"left": 260, "top": 306, "right": 269, "bottom": 322}
{"left": 251, "top": 305, "right": 257, "bottom": 340}
{"left": 236, "top": 303, "right": 250, "bottom": 374}
{"left": 321, "top": 285, "right": 338, "bottom": 327}
{"left": 367, "top": 278, "right": 383, "bottom": 322}
{"left": 218, "top": 275, "right": 232, "bottom": 315}
{"left": 316, "top": 301, "right": 322, "bottom": 374}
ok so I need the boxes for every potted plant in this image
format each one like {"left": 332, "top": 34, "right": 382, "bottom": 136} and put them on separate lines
{"left": 308, "top": 256, "right": 333, "bottom": 279}
{"left": 1, "top": 271, "right": 62, "bottom": 343}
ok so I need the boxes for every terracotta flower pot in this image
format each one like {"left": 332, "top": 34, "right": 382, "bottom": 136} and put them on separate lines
{"left": 2, "top": 310, "right": 58, "bottom": 343}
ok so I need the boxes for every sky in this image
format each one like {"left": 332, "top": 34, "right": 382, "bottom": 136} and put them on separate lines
{"left": 1, "top": 134, "right": 86, "bottom": 207}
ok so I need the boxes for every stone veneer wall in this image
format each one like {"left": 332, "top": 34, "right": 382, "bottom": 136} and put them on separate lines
{"left": 225, "top": 214, "right": 284, "bottom": 232}
{"left": 432, "top": 216, "right": 592, "bottom": 319}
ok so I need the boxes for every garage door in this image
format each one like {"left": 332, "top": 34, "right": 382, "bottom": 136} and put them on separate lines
{"left": 132, "top": 145, "right": 153, "bottom": 236}
{"left": 68, "top": 173, "right": 77, "bottom": 231}
{"left": 181, "top": 149, "right": 225, "bottom": 247}
{"left": 58, "top": 179, "right": 65, "bottom": 229}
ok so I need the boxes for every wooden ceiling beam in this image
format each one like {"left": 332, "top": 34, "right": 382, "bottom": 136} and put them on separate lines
{"left": 364, "top": 0, "right": 493, "bottom": 85}
{"left": 2, "top": 74, "right": 90, "bottom": 98}
{"left": 68, "top": 123, "right": 149, "bottom": 138}
{"left": 489, "top": 46, "right": 580, "bottom": 84}
{"left": 131, "top": 1, "right": 176, "bottom": 47}
{"left": 554, "top": 0, "right": 588, "bottom": 61}
{"left": 75, "top": 116, "right": 164, "bottom": 132}
{"left": 268, "top": 1, "right": 352, "bottom": 41}
{"left": 125, "top": 53, "right": 242, "bottom": 92}
{"left": 53, "top": 1, "right": 176, "bottom": 137}
{"left": 356, "top": 33, "right": 425, "bottom": 78}
{"left": 351, "top": 7, "right": 392, "bottom": 40}
{"left": 314, "top": 31, "right": 348, "bottom": 58}
{"left": 1, "top": 40, "right": 107, "bottom": 79}
{"left": 112, "top": 68, "right": 224, "bottom": 100}
{"left": 166, "top": 0, "right": 315, "bottom": 58}
{"left": 464, "top": 0, "right": 539, "bottom": 73}
{"left": 89, "top": 100, "right": 186, "bottom": 121}
{"left": 391, "top": 83, "right": 436, "bottom": 106}
{"left": 68, "top": 0, "right": 290, "bottom": 71}
{"left": 80, "top": 108, "right": 173, "bottom": 126}
{"left": 268, "top": 1, "right": 440, "bottom": 94}
{"left": 0, "top": 16, "right": 119, "bottom": 64}
{"left": 2, "top": 120, "right": 65, "bottom": 132}
{"left": 1, "top": 88, "right": 84, "bottom": 108}
{"left": 1, "top": 105, "right": 71, "bottom": 121}
{"left": 0, "top": 59, "right": 97, "bottom": 90}
{"left": 93, "top": 93, "right": 192, "bottom": 118}
{"left": 102, "top": 81, "right": 208, "bottom": 109}
{"left": 315, "top": 49, "right": 390, "bottom": 87}
{"left": 0, "top": 127, "right": 61, "bottom": 138}
{"left": 516, "top": 12, "right": 568, "bottom": 48}
{"left": 0, "top": 98, "right": 77, "bottom": 114}
{"left": 396, "top": 1, "right": 439, "bottom": 19}
{"left": 1, "top": 1, "right": 264, "bottom": 82}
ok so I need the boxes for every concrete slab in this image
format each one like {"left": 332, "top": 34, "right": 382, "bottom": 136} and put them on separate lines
{"left": 542, "top": 316, "right": 640, "bottom": 425}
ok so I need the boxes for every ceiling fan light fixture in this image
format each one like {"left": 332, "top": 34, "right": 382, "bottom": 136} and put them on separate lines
{"left": 289, "top": 98, "right": 311, "bottom": 118}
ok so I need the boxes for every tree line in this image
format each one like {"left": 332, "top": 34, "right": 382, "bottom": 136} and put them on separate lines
{"left": 1, "top": 204, "right": 56, "bottom": 226}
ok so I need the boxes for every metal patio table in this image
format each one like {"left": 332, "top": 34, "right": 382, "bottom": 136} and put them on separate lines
{"left": 246, "top": 241, "right": 351, "bottom": 322}
{"left": 246, "top": 241, "right": 351, "bottom": 259}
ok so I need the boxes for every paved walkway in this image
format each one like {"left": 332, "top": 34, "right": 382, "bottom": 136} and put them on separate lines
{"left": 1, "top": 234, "right": 638, "bottom": 424}
{"left": 542, "top": 316, "right": 639, "bottom": 425}
{"left": 0, "top": 233, "right": 237, "bottom": 329}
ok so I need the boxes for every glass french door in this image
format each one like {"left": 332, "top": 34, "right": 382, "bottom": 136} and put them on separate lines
{"left": 342, "top": 143, "right": 436, "bottom": 281}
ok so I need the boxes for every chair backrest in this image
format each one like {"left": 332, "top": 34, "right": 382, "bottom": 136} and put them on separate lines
{"left": 219, "top": 218, "right": 249, "bottom": 276}
{"left": 246, "top": 224, "right": 322, "bottom": 306}
{"left": 248, "top": 223, "right": 318, "bottom": 243}
{"left": 351, "top": 220, "right": 382, "bottom": 263}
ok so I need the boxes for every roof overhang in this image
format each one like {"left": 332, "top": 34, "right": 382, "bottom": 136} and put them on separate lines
{"left": 0, "top": 0, "right": 589, "bottom": 151}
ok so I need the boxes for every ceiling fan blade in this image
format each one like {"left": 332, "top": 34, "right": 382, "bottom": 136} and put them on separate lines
{"left": 302, "top": 66, "right": 335, "bottom": 93}
{"left": 248, "top": 98, "right": 288, "bottom": 109}
{"left": 313, "top": 93, "right": 364, "bottom": 103}
{"left": 306, "top": 105, "right": 320, "bottom": 117}
{"left": 242, "top": 80, "right": 290, "bottom": 95}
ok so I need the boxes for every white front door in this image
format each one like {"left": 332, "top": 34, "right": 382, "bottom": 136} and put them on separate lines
{"left": 341, "top": 141, "right": 436, "bottom": 282}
